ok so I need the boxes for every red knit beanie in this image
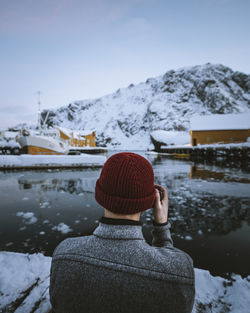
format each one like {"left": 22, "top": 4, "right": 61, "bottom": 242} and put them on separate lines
{"left": 95, "top": 152, "right": 156, "bottom": 214}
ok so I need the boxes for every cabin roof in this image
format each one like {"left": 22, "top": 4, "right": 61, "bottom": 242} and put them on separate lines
{"left": 3, "top": 131, "right": 18, "bottom": 138}
{"left": 73, "top": 130, "right": 94, "bottom": 138}
{"left": 55, "top": 127, "right": 71, "bottom": 138}
{"left": 56, "top": 126, "right": 94, "bottom": 138}
{"left": 190, "top": 113, "right": 250, "bottom": 131}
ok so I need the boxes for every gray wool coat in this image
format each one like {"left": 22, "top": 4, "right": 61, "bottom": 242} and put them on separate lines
{"left": 50, "top": 220, "right": 195, "bottom": 313}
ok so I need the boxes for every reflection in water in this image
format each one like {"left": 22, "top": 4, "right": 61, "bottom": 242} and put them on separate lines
{"left": 0, "top": 153, "right": 250, "bottom": 276}
{"left": 151, "top": 159, "right": 250, "bottom": 237}
{"left": 18, "top": 171, "right": 97, "bottom": 194}
{"left": 0, "top": 169, "right": 102, "bottom": 258}
{"left": 147, "top": 154, "right": 250, "bottom": 275}
{"left": 190, "top": 165, "right": 250, "bottom": 184}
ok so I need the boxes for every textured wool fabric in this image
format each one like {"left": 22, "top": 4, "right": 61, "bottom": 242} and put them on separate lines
{"left": 50, "top": 223, "right": 195, "bottom": 313}
{"left": 95, "top": 152, "right": 155, "bottom": 214}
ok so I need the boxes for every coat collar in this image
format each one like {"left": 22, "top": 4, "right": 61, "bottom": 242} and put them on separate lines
{"left": 93, "top": 222, "right": 144, "bottom": 240}
{"left": 100, "top": 216, "right": 142, "bottom": 226}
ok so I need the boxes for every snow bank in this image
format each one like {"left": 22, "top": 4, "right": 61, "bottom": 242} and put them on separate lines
{"left": 0, "top": 252, "right": 51, "bottom": 313}
{"left": 194, "top": 268, "right": 250, "bottom": 313}
{"left": 0, "top": 251, "right": 249, "bottom": 313}
{"left": 0, "top": 154, "right": 106, "bottom": 169}
{"left": 151, "top": 130, "right": 190, "bottom": 146}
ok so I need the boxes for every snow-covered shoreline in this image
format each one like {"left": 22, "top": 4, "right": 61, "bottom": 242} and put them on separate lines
{"left": 161, "top": 141, "right": 250, "bottom": 150}
{"left": 0, "top": 154, "right": 106, "bottom": 169}
{"left": 0, "top": 251, "right": 249, "bottom": 313}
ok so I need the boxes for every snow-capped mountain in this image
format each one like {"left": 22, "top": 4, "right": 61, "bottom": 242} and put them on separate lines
{"left": 43, "top": 63, "right": 250, "bottom": 149}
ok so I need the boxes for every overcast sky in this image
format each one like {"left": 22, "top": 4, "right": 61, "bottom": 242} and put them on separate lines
{"left": 0, "top": 0, "right": 250, "bottom": 129}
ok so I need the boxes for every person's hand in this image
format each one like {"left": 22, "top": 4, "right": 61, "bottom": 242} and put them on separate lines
{"left": 153, "top": 185, "right": 168, "bottom": 224}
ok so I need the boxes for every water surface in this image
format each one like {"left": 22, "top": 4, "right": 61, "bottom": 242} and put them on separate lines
{"left": 0, "top": 152, "right": 249, "bottom": 276}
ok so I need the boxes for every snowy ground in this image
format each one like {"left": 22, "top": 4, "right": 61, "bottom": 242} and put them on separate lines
{"left": 0, "top": 252, "right": 249, "bottom": 313}
{"left": 0, "top": 154, "right": 106, "bottom": 169}
{"left": 0, "top": 252, "right": 51, "bottom": 313}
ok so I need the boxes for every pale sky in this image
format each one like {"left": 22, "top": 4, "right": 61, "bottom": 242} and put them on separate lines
{"left": 0, "top": 0, "right": 250, "bottom": 129}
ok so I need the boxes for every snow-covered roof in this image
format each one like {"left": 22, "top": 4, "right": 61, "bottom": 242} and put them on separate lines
{"left": 73, "top": 130, "right": 94, "bottom": 138}
{"left": 55, "top": 126, "right": 94, "bottom": 138}
{"left": 3, "top": 131, "right": 18, "bottom": 139}
{"left": 151, "top": 130, "right": 190, "bottom": 145}
{"left": 190, "top": 113, "right": 250, "bottom": 131}
{"left": 55, "top": 126, "right": 72, "bottom": 138}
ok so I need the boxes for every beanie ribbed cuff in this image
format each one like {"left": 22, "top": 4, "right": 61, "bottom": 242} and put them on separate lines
{"left": 95, "top": 179, "right": 155, "bottom": 214}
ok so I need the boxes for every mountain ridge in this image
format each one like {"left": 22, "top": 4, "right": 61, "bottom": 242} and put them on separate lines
{"left": 43, "top": 63, "right": 250, "bottom": 149}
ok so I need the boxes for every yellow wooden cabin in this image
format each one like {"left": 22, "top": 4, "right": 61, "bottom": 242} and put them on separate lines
{"left": 56, "top": 127, "right": 96, "bottom": 147}
{"left": 190, "top": 113, "right": 250, "bottom": 146}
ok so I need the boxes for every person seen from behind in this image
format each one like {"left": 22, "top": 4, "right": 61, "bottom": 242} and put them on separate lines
{"left": 50, "top": 152, "right": 195, "bottom": 313}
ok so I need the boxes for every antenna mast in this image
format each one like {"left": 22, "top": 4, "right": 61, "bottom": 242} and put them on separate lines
{"left": 36, "top": 91, "right": 42, "bottom": 130}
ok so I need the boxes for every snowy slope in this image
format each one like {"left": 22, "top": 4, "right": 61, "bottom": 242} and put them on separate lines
{"left": 43, "top": 63, "right": 250, "bottom": 149}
